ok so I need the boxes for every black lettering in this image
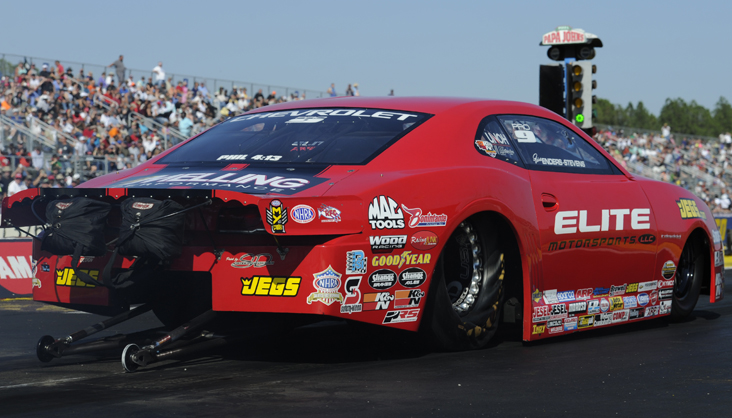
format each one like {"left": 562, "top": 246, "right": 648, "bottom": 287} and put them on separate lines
{"left": 629, "top": 236, "right": 636, "bottom": 244}
{"left": 623, "top": 236, "right": 629, "bottom": 244}
{"left": 592, "top": 238, "right": 599, "bottom": 247}
{"left": 607, "top": 238, "right": 614, "bottom": 245}
{"left": 567, "top": 240, "right": 575, "bottom": 249}
{"left": 584, "top": 239, "right": 591, "bottom": 247}
{"left": 548, "top": 242, "right": 558, "bottom": 251}
{"left": 559, "top": 241, "right": 567, "bottom": 250}
{"left": 575, "top": 239, "right": 582, "bottom": 248}
{"left": 599, "top": 238, "right": 607, "bottom": 246}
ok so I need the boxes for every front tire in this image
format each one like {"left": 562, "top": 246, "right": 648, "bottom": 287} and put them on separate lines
{"left": 422, "top": 217, "right": 505, "bottom": 351}
{"left": 669, "top": 238, "right": 704, "bottom": 320}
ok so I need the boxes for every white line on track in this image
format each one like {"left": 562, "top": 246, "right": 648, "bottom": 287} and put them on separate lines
{"left": 0, "top": 377, "right": 84, "bottom": 390}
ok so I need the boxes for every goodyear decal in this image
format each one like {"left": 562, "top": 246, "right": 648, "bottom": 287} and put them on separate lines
{"left": 677, "top": 198, "right": 706, "bottom": 220}
{"left": 55, "top": 268, "right": 99, "bottom": 288}
{"left": 371, "top": 251, "right": 431, "bottom": 269}
{"left": 241, "top": 276, "right": 300, "bottom": 296}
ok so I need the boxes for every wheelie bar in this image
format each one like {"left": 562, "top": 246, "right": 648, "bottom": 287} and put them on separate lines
{"left": 36, "top": 304, "right": 153, "bottom": 362}
{"left": 122, "top": 310, "right": 219, "bottom": 373}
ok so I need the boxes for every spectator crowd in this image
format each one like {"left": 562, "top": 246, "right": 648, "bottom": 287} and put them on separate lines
{"left": 0, "top": 55, "right": 320, "bottom": 199}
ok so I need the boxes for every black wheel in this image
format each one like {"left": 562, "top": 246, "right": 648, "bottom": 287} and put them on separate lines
{"left": 36, "top": 335, "right": 56, "bottom": 363}
{"left": 121, "top": 344, "right": 140, "bottom": 373}
{"left": 422, "top": 217, "right": 505, "bottom": 351}
{"left": 670, "top": 239, "right": 704, "bottom": 320}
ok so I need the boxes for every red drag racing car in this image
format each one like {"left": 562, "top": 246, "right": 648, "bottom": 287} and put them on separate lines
{"left": 3, "top": 97, "right": 724, "bottom": 367}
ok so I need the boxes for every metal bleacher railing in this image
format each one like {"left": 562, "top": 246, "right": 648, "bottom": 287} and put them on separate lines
{"left": 0, "top": 52, "right": 328, "bottom": 101}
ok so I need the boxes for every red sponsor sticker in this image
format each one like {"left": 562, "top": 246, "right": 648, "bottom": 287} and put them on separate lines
{"left": 131, "top": 202, "right": 154, "bottom": 210}
{"left": 410, "top": 231, "right": 439, "bottom": 251}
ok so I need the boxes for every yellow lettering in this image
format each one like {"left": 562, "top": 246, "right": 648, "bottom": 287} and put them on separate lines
{"left": 241, "top": 277, "right": 258, "bottom": 295}
{"left": 416, "top": 254, "right": 424, "bottom": 264}
{"left": 424, "top": 254, "right": 431, "bottom": 264}
{"left": 56, "top": 269, "right": 66, "bottom": 285}
{"left": 255, "top": 277, "right": 272, "bottom": 295}
{"left": 283, "top": 278, "right": 301, "bottom": 297}
{"left": 270, "top": 277, "right": 286, "bottom": 296}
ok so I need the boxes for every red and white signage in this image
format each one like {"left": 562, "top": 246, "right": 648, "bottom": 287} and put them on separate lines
{"left": 0, "top": 239, "right": 34, "bottom": 296}
{"left": 541, "top": 26, "right": 598, "bottom": 46}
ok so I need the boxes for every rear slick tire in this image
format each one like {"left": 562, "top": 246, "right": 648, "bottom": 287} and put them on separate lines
{"left": 669, "top": 239, "right": 704, "bottom": 321}
{"left": 422, "top": 217, "right": 505, "bottom": 351}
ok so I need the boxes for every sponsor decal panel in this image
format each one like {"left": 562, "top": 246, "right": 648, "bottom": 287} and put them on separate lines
{"left": 557, "top": 290, "right": 575, "bottom": 302}
{"left": 532, "top": 289, "right": 542, "bottom": 303}
{"left": 637, "top": 293, "right": 650, "bottom": 306}
{"left": 401, "top": 205, "right": 448, "bottom": 228}
{"left": 626, "top": 283, "right": 639, "bottom": 293}
{"left": 715, "top": 273, "right": 724, "bottom": 300}
{"left": 629, "top": 308, "right": 645, "bottom": 320}
{"left": 532, "top": 323, "right": 546, "bottom": 335}
{"left": 368, "top": 269, "right": 397, "bottom": 290}
{"left": 599, "top": 298, "right": 610, "bottom": 313}
{"left": 340, "top": 277, "right": 363, "bottom": 314}
{"left": 394, "top": 289, "right": 425, "bottom": 309}
{"left": 553, "top": 208, "right": 651, "bottom": 235}
{"left": 371, "top": 252, "right": 431, "bottom": 269}
{"left": 576, "top": 288, "right": 593, "bottom": 300}
{"left": 410, "top": 231, "right": 439, "bottom": 251}
{"left": 131, "top": 202, "right": 154, "bottom": 210}
{"left": 383, "top": 309, "right": 419, "bottom": 324}
{"left": 658, "top": 279, "right": 674, "bottom": 288}
{"left": 543, "top": 289, "right": 559, "bottom": 304}
{"left": 594, "top": 287, "right": 609, "bottom": 297}
{"left": 659, "top": 300, "right": 672, "bottom": 314}
{"left": 547, "top": 319, "right": 563, "bottom": 328}
{"left": 715, "top": 251, "right": 724, "bottom": 267}
{"left": 398, "top": 268, "right": 427, "bottom": 288}
{"left": 568, "top": 301, "right": 587, "bottom": 314}
{"left": 241, "top": 276, "right": 301, "bottom": 296}
{"left": 549, "top": 325, "right": 563, "bottom": 334}
{"left": 363, "top": 292, "right": 394, "bottom": 311}
{"left": 229, "top": 253, "right": 274, "bottom": 269}
{"left": 587, "top": 300, "right": 600, "bottom": 314}
{"left": 677, "top": 198, "right": 706, "bottom": 220}
{"left": 609, "top": 296, "right": 624, "bottom": 311}
{"left": 612, "top": 310, "right": 629, "bottom": 323}
{"left": 650, "top": 290, "right": 658, "bottom": 305}
{"left": 638, "top": 281, "right": 658, "bottom": 292}
{"left": 547, "top": 235, "right": 656, "bottom": 252}
{"left": 594, "top": 312, "right": 612, "bottom": 326}
{"left": 533, "top": 306, "right": 550, "bottom": 323}
{"left": 346, "top": 250, "right": 368, "bottom": 275}
{"left": 623, "top": 295, "right": 638, "bottom": 309}
{"left": 369, "top": 196, "right": 405, "bottom": 230}
{"left": 370, "top": 235, "right": 407, "bottom": 252}
{"left": 659, "top": 289, "right": 673, "bottom": 300}
{"left": 291, "top": 205, "right": 315, "bottom": 224}
{"left": 564, "top": 317, "right": 578, "bottom": 331}
{"left": 610, "top": 285, "right": 626, "bottom": 296}
{"left": 661, "top": 261, "right": 677, "bottom": 279}
{"left": 318, "top": 204, "right": 342, "bottom": 223}
{"left": 56, "top": 268, "right": 100, "bottom": 288}
{"left": 578, "top": 315, "right": 594, "bottom": 329}
{"left": 266, "top": 200, "right": 288, "bottom": 234}
{"left": 307, "top": 266, "right": 343, "bottom": 306}
{"left": 645, "top": 306, "right": 660, "bottom": 317}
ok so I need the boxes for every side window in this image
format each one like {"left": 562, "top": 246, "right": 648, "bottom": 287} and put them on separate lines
{"left": 474, "top": 117, "right": 522, "bottom": 166}
{"left": 496, "top": 115, "right": 615, "bottom": 174}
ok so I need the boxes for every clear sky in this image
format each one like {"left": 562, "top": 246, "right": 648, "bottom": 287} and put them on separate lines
{"left": 1, "top": 0, "right": 728, "bottom": 115}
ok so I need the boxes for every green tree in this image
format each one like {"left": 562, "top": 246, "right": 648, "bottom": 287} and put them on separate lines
{"left": 713, "top": 96, "right": 732, "bottom": 135}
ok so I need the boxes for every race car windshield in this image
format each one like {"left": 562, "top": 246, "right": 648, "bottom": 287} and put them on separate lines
{"left": 159, "top": 108, "right": 430, "bottom": 165}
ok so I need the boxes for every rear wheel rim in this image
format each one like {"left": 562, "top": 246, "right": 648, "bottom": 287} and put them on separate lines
{"left": 443, "top": 221, "right": 483, "bottom": 315}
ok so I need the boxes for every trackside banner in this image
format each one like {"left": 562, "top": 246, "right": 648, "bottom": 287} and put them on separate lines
{"left": 0, "top": 239, "right": 33, "bottom": 297}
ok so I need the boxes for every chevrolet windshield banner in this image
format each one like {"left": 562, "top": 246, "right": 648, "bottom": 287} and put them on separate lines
{"left": 109, "top": 165, "right": 328, "bottom": 195}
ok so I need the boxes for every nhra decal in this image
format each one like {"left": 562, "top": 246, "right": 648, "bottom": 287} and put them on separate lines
{"left": 626, "top": 283, "right": 639, "bottom": 293}
{"left": 661, "top": 261, "right": 677, "bottom": 279}
{"left": 368, "top": 269, "right": 397, "bottom": 290}
{"left": 241, "top": 276, "right": 300, "bottom": 297}
{"left": 230, "top": 109, "right": 420, "bottom": 123}
{"left": 410, "top": 231, "right": 439, "bottom": 251}
{"left": 363, "top": 292, "right": 394, "bottom": 310}
{"left": 394, "top": 289, "right": 425, "bottom": 309}
{"left": 340, "top": 277, "right": 363, "bottom": 314}
{"left": 398, "top": 268, "right": 427, "bottom": 288}
{"left": 370, "top": 235, "right": 407, "bottom": 252}
{"left": 371, "top": 251, "right": 431, "bottom": 269}
{"left": 369, "top": 196, "right": 405, "bottom": 230}
{"left": 346, "top": 250, "right": 368, "bottom": 275}
{"left": 564, "top": 317, "right": 578, "bottom": 331}
{"left": 554, "top": 209, "right": 651, "bottom": 235}
{"left": 229, "top": 253, "right": 274, "bottom": 269}
{"left": 677, "top": 198, "right": 706, "bottom": 220}
{"left": 307, "top": 266, "right": 343, "bottom": 306}
{"left": 547, "top": 235, "right": 655, "bottom": 252}
{"left": 266, "top": 200, "right": 288, "bottom": 234}
{"left": 383, "top": 309, "right": 420, "bottom": 324}
{"left": 401, "top": 205, "right": 448, "bottom": 228}
{"left": 575, "top": 288, "right": 593, "bottom": 300}
{"left": 111, "top": 168, "right": 325, "bottom": 195}
{"left": 291, "top": 205, "right": 315, "bottom": 224}
{"left": 318, "top": 204, "right": 342, "bottom": 223}
{"left": 56, "top": 268, "right": 99, "bottom": 288}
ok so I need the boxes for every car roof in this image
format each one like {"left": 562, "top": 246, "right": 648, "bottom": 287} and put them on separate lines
{"left": 254, "top": 96, "right": 551, "bottom": 116}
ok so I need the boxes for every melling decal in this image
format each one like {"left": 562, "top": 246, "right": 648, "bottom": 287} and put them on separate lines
{"left": 368, "top": 269, "right": 397, "bottom": 290}
{"left": 291, "top": 205, "right": 315, "bottom": 224}
{"left": 398, "top": 267, "right": 427, "bottom": 288}
{"left": 410, "top": 231, "right": 439, "bottom": 251}
{"left": 131, "top": 202, "right": 154, "bottom": 210}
